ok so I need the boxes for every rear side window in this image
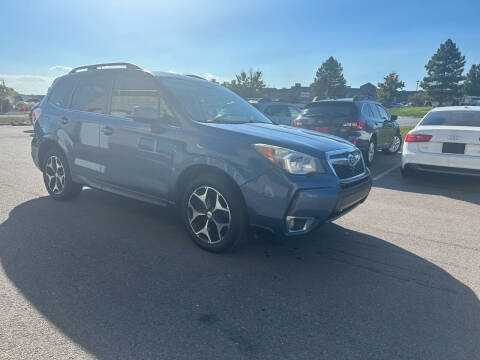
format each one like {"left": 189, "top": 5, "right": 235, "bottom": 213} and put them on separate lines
{"left": 111, "top": 72, "right": 160, "bottom": 118}
{"left": 265, "top": 105, "right": 290, "bottom": 117}
{"left": 369, "top": 104, "right": 380, "bottom": 118}
{"left": 376, "top": 105, "right": 389, "bottom": 120}
{"left": 361, "top": 103, "right": 374, "bottom": 118}
{"left": 288, "top": 106, "right": 300, "bottom": 118}
{"left": 71, "top": 76, "right": 110, "bottom": 114}
{"left": 302, "top": 102, "right": 357, "bottom": 120}
{"left": 48, "top": 78, "right": 76, "bottom": 108}
{"left": 421, "top": 111, "right": 480, "bottom": 127}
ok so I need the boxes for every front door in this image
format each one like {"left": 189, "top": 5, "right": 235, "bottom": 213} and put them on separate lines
{"left": 99, "top": 70, "right": 177, "bottom": 200}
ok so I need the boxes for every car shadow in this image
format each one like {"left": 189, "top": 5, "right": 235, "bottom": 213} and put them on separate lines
{"left": 374, "top": 168, "right": 480, "bottom": 206}
{"left": 0, "top": 189, "right": 479, "bottom": 359}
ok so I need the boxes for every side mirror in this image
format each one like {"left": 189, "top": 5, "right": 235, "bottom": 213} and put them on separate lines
{"left": 132, "top": 106, "right": 158, "bottom": 123}
{"left": 390, "top": 115, "right": 398, "bottom": 121}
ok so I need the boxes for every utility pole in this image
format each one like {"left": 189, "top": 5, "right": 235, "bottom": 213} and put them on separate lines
{"left": 415, "top": 80, "right": 420, "bottom": 106}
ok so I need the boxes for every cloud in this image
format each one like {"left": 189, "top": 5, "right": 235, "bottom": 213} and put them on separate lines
{"left": 0, "top": 74, "right": 54, "bottom": 94}
{"left": 49, "top": 65, "right": 73, "bottom": 73}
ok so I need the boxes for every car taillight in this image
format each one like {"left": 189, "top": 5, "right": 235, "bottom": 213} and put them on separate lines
{"left": 292, "top": 118, "right": 302, "bottom": 127}
{"left": 32, "top": 108, "right": 42, "bottom": 123}
{"left": 343, "top": 120, "right": 365, "bottom": 130}
{"left": 405, "top": 133, "right": 432, "bottom": 142}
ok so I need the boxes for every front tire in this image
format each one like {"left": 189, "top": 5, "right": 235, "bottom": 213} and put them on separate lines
{"left": 43, "top": 148, "right": 82, "bottom": 200}
{"left": 181, "top": 174, "right": 247, "bottom": 253}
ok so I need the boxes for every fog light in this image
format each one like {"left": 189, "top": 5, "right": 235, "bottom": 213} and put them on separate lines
{"left": 286, "top": 216, "right": 315, "bottom": 233}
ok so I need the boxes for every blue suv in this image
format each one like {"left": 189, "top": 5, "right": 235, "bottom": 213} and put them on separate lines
{"left": 31, "top": 63, "right": 372, "bottom": 252}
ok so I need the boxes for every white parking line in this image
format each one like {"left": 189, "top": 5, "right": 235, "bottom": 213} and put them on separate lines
{"left": 372, "top": 164, "right": 400, "bottom": 181}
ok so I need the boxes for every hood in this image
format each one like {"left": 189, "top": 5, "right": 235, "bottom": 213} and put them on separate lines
{"left": 200, "top": 122, "right": 355, "bottom": 156}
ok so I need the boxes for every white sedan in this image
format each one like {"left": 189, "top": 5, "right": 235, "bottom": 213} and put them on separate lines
{"left": 401, "top": 106, "right": 480, "bottom": 176}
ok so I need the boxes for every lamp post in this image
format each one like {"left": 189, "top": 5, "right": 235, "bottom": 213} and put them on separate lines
{"left": 415, "top": 80, "right": 420, "bottom": 106}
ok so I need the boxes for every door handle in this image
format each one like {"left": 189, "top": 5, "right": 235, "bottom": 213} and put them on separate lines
{"left": 102, "top": 126, "right": 114, "bottom": 135}
{"left": 60, "top": 116, "right": 69, "bottom": 125}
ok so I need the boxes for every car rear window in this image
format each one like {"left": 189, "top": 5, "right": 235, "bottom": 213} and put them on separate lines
{"left": 302, "top": 102, "right": 357, "bottom": 120}
{"left": 420, "top": 110, "right": 480, "bottom": 127}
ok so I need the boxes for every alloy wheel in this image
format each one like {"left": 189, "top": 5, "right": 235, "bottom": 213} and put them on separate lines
{"left": 187, "top": 186, "right": 231, "bottom": 245}
{"left": 45, "top": 155, "right": 66, "bottom": 194}
{"left": 389, "top": 135, "right": 401, "bottom": 153}
{"left": 368, "top": 142, "right": 375, "bottom": 163}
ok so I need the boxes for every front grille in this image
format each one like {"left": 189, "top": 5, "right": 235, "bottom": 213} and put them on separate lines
{"left": 327, "top": 150, "right": 366, "bottom": 180}
{"left": 332, "top": 160, "right": 364, "bottom": 179}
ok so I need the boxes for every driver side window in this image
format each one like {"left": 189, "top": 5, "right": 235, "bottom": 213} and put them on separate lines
{"left": 111, "top": 72, "right": 159, "bottom": 118}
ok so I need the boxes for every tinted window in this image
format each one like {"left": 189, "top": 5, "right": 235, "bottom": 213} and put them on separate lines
{"left": 288, "top": 106, "right": 300, "bottom": 118}
{"left": 361, "top": 103, "right": 373, "bottom": 118}
{"left": 376, "top": 105, "right": 389, "bottom": 120}
{"left": 420, "top": 111, "right": 480, "bottom": 127}
{"left": 160, "top": 78, "right": 271, "bottom": 124}
{"left": 302, "top": 102, "right": 357, "bottom": 120}
{"left": 111, "top": 72, "right": 162, "bottom": 118}
{"left": 71, "top": 77, "right": 109, "bottom": 113}
{"left": 48, "top": 77, "right": 76, "bottom": 108}
{"left": 369, "top": 104, "right": 380, "bottom": 118}
{"left": 265, "top": 105, "right": 290, "bottom": 117}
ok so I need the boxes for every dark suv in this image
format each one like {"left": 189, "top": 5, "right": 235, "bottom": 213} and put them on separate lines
{"left": 31, "top": 63, "right": 371, "bottom": 252}
{"left": 292, "top": 98, "right": 402, "bottom": 165}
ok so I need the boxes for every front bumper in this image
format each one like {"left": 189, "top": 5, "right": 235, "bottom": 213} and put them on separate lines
{"left": 240, "top": 169, "right": 372, "bottom": 236}
{"left": 31, "top": 136, "right": 42, "bottom": 171}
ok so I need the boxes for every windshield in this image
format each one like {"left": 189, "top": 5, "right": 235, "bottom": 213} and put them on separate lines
{"left": 159, "top": 78, "right": 272, "bottom": 124}
{"left": 420, "top": 110, "right": 480, "bottom": 127}
{"left": 302, "top": 102, "right": 357, "bottom": 119}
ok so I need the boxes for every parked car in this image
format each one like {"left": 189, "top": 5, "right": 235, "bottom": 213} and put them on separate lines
{"left": 31, "top": 63, "right": 372, "bottom": 252}
{"left": 250, "top": 100, "right": 301, "bottom": 125}
{"left": 292, "top": 98, "right": 402, "bottom": 165}
{"left": 401, "top": 106, "right": 480, "bottom": 177}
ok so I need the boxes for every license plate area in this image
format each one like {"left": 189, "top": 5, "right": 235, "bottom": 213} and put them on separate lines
{"left": 442, "top": 142, "right": 465, "bottom": 154}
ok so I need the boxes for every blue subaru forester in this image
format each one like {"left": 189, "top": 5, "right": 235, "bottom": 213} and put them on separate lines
{"left": 31, "top": 63, "right": 371, "bottom": 252}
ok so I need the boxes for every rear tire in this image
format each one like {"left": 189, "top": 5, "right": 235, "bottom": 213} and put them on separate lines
{"left": 363, "top": 138, "right": 376, "bottom": 166}
{"left": 43, "top": 148, "right": 82, "bottom": 200}
{"left": 181, "top": 173, "right": 247, "bottom": 253}
{"left": 385, "top": 133, "right": 402, "bottom": 154}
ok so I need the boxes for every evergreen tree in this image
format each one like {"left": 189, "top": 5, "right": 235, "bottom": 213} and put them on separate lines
{"left": 420, "top": 39, "right": 465, "bottom": 105}
{"left": 464, "top": 64, "right": 480, "bottom": 96}
{"left": 311, "top": 57, "right": 347, "bottom": 99}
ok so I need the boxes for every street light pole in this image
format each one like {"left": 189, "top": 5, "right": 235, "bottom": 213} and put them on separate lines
{"left": 415, "top": 80, "right": 420, "bottom": 106}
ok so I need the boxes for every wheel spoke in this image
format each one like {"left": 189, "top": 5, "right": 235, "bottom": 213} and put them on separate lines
{"left": 195, "top": 219, "right": 212, "bottom": 243}
{"left": 188, "top": 203, "right": 205, "bottom": 223}
{"left": 211, "top": 217, "right": 229, "bottom": 241}
{"left": 213, "top": 191, "right": 228, "bottom": 212}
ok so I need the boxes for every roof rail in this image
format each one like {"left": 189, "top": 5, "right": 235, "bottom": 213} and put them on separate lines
{"left": 353, "top": 95, "right": 376, "bottom": 101}
{"left": 185, "top": 74, "right": 206, "bottom": 80}
{"left": 69, "top": 62, "right": 142, "bottom": 73}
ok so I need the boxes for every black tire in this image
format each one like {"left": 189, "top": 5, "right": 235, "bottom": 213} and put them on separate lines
{"left": 42, "top": 148, "right": 82, "bottom": 200}
{"left": 385, "top": 132, "right": 402, "bottom": 154}
{"left": 181, "top": 173, "right": 247, "bottom": 253}
{"left": 363, "top": 138, "right": 376, "bottom": 166}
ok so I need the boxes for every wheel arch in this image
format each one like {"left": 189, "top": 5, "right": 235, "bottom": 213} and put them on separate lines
{"left": 174, "top": 164, "right": 247, "bottom": 209}
{"left": 38, "top": 139, "right": 67, "bottom": 170}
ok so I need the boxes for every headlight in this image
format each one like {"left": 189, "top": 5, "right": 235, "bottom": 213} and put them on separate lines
{"left": 254, "top": 144, "right": 325, "bottom": 175}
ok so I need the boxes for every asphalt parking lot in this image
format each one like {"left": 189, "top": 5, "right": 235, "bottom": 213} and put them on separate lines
{"left": 0, "top": 126, "right": 479, "bottom": 359}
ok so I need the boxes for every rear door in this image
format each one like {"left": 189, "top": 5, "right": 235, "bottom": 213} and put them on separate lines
{"left": 62, "top": 73, "right": 113, "bottom": 183}
{"left": 299, "top": 102, "right": 357, "bottom": 137}
{"left": 369, "top": 104, "right": 387, "bottom": 146}
{"left": 99, "top": 70, "right": 177, "bottom": 199}
{"left": 376, "top": 104, "right": 396, "bottom": 145}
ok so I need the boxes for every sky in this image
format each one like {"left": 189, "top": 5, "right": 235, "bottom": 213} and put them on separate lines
{"left": 2, "top": 0, "right": 479, "bottom": 94}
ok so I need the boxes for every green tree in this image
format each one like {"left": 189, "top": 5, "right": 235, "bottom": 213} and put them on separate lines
{"left": 377, "top": 72, "right": 405, "bottom": 106}
{"left": 420, "top": 39, "right": 465, "bottom": 105}
{"left": 407, "top": 91, "right": 430, "bottom": 106}
{"left": 311, "top": 57, "right": 347, "bottom": 99}
{"left": 464, "top": 64, "right": 480, "bottom": 96}
{"left": 224, "top": 68, "right": 266, "bottom": 99}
